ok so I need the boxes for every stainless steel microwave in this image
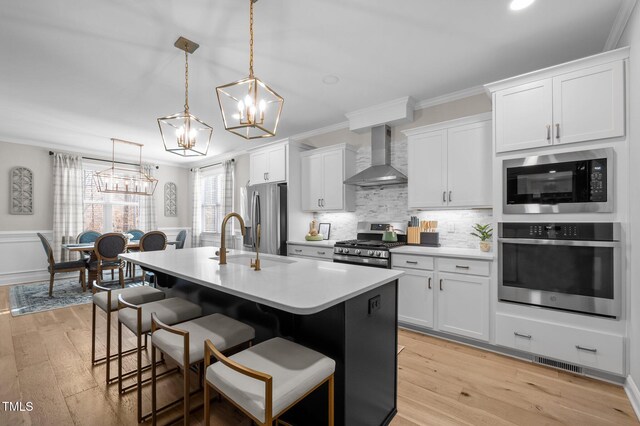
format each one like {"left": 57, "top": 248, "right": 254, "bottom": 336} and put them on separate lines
{"left": 503, "top": 148, "right": 613, "bottom": 214}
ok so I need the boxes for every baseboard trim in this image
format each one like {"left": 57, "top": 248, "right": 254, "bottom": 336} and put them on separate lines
{"left": 0, "top": 271, "right": 77, "bottom": 286}
{"left": 625, "top": 375, "right": 640, "bottom": 421}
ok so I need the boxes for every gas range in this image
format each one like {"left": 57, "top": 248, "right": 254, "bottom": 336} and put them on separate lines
{"left": 333, "top": 222, "right": 407, "bottom": 268}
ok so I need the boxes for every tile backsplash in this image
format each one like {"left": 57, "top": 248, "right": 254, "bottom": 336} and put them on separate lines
{"left": 313, "top": 139, "right": 493, "bottom": 248}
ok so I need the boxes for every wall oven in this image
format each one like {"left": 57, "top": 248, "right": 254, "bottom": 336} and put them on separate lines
{"left": 498, "top": 222, "right": 621, "bottom": 318}
{"left": 504, "top": 148, "right": 613, "bottom": 214}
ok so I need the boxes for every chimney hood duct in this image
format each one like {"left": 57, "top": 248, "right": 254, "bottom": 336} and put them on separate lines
{"left": 344, "top": 125, "right": 408, "bottom": 187}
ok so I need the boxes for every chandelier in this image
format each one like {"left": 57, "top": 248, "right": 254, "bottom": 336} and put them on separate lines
{"left": 94, "top": 139, "right": 158, "bottom": 196}
{"left": 158, "top": 37, "right": 213, "bottom": 156}
{"left": 216, "top": 0, "right": 284, "bottom": 139}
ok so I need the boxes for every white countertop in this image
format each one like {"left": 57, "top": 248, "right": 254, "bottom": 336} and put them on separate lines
{"left": 286, "top": 240, "right": 338, "bottom": 248}
{"left": 390, "top": 245, "right": 495, "bottom": 260}
{"left": 120, "top": 247, "right": 402, "bottom": 315}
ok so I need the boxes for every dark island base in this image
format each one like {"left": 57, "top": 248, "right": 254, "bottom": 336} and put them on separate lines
{"left": 155, "top": 273, "right": 398, "bottom": 426}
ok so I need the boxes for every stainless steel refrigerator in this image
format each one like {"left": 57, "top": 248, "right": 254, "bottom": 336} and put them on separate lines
{"left": 242, "top": 182, "right": 288, "bottom": 255}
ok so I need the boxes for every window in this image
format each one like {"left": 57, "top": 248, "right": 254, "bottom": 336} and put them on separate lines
{"left": 83, "top": 166, "right": 140, "bottom": 232}
{"left": 201, "top": 170, "right": 225, "bottom": 233}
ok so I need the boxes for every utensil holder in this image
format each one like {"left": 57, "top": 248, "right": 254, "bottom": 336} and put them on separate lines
{"left": 407, "top": 227, "right": 420, "bottom": 244}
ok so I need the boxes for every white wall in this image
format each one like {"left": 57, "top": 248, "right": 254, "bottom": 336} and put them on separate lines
{"left": 0, "top": 140, "right": 190, "bottom": 285}
{"left": 618, "top": 2, "right": 640, "bottom": 404}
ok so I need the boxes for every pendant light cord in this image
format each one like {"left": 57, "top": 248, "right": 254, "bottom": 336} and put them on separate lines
{"left": 184, "top": 46, "right": 190, "bottom": 113}
{"left": 249, "top": 0, "right": 254, "bottom": 78}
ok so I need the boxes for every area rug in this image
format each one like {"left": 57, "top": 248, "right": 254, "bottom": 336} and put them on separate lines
{"left": 9, "top": 278, "right": 146, "bottom": 316}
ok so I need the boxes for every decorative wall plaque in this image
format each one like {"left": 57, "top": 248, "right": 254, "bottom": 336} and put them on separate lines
{"left": 164, "top": 182, "right": 177, "bottom": 217}
{"left": 10, "top": 167, "right": 34, "bottom": 215}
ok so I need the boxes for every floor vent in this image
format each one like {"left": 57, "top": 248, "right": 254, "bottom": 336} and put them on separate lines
{"left": 534, "top": 356, "right": 583, "bottom": 374}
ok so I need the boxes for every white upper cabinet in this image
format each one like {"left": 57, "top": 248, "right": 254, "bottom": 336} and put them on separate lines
{"left": 552, "top": 61, "right": 624, "bottom": 145}
{"left": 404, "top": 113, "right": 492, "bottom": 210}
{"left": 301, "top": 144, "right": 356, "bottom": 212}
{"left": 495, "top": 79, "right": 553, "bottom": 152}
{"left": 487, "top": 48, "right": 628, "bottom": 153}
{"left": 249, "top": 144, "right": 287, "bottom": 184}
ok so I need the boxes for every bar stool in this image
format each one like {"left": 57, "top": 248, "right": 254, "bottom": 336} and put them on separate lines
{"left": 203, "top": 337, "right": 336, "bottom": 426}
{"left": 149, "top": 313, "right": 256, "bottom": 425}
{"left": 117, "top": 296, "right": 203, "bottom": 423}
{"left": 91, "top": 283, "right": 166, "bottom": 384}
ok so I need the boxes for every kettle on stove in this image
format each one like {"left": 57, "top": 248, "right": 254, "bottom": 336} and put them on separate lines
{"left": 382, "top": 225, "right": 398, "bottom": 242}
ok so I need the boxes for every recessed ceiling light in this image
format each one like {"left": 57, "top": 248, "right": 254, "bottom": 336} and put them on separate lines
{"left": 510, "top": 0, "right": 535, "bottom": 11}
{"left": 322, "top": 75, "right": 340, "bottom": 85}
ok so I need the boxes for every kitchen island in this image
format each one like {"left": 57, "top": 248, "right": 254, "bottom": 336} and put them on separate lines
{"left": 120, "top": 247, "right": 403, "bottom": 426}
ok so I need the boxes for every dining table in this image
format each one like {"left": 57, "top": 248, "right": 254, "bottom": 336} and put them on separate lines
{"left": 62, "top": 240, "right": 178, "bottom": 287}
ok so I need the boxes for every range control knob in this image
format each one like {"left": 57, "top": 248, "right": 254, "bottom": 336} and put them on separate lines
{"left": 336, "top": 248, "right": 342, "bottom": 253}
{"left": 374, "top": 251, "right": 381, "bottom": 257}
{"left": 343, "top": 248, "right": 350, "bottom": 254}
{"left": 367, "top": 250, "right": 374, "bottom": 256}
{"left": 355, "top": 249, "right": 361, "bottom": 255}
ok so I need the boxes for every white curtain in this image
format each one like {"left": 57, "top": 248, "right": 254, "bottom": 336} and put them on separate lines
{"left": 52, "top": 153, "right": 84, "bottom": 262}
{"left": 138, "top": 164, "right": 157, "bottom": 231}
{"left": 222, "top": 160, "right": 235, "bottom": 245}
{"left": 191, "top": 168, "right": 202, "bottom": 247}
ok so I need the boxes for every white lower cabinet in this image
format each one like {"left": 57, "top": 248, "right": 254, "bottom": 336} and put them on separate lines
{"left": 495, "top": 313, "right": 624, "bottom": 375}
{"left": 437, "top": 273, "right": 489, "bottom": 341}
{"left": 287, "top": 244, "right": 333, "bottom": 262}
{"left": 397, "top": 268, "right": 434, "bottom": 329}
{"left": 394, "top": 254, "right": 490, "bottom": 342}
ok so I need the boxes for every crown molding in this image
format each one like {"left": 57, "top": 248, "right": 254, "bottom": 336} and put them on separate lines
{"left": 605, "top": 0, "right": 638, "bottom": 51}
{"left": 414, "top": 86, "right": 487, "bottom": 110}
{"left": 289, "top": 121, "right": 350, "bottom": 142}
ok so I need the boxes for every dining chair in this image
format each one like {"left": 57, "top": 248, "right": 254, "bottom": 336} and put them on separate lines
{"left": 89, "top": 233, "right": 127, "bottom": 289}
{"left": 128, "top": 229, "right": 145, "bottom": 240}
{"left": 204, "top": 337, "right": 335, "bottom": 426}
{"left": 136, "top": 231, "right": 167, "bottom": 285}
{"left": 175, "top": 230, "right": 187, "bottom": 249}
{"left": 77, "top": 230, "right": 101, "bottom": 244}
{"left": 149, "top": 312, "right": 255, "bottom": 425}
{"left": 37, "top": 233, "right": 87, "bottom": 297}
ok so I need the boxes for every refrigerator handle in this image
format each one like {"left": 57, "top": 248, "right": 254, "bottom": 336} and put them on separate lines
{"left": 253, "top": 192, "right": 261, "bottom": 250}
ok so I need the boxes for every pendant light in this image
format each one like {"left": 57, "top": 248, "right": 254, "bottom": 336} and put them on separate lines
{"left": 216, "top": 0, "right": 284, "bottom": 139}
{"left": 94, "top": 139, "right": 158, "bottom": 196}
{"left": 158, "top": 37, "right": 213, "bottom": 157}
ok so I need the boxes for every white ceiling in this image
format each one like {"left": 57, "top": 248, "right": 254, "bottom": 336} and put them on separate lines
{"left": 0, "top": 0, "right": 627, "bottom": 165}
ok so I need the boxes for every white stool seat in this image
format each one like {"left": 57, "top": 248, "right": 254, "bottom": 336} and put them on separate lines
{"left": 118, "top": 298, "right": 202, "bottom": 333}
{"left": 152, "top": 313, "right": 255, "bottom": 366}
{"left": 206, "top": 337, "right": 335, "bottom": 424}
{"left": 93, "top": 286, "right": 165, "bottom": 311}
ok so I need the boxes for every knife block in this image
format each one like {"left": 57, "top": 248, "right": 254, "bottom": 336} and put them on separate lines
{"left": 407, "top": 227, "right": 420, "bottom": 244}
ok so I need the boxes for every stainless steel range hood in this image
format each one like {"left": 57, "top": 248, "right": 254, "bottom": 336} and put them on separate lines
{"left": 344, "top": 125, "right": 408, "bottom": 187}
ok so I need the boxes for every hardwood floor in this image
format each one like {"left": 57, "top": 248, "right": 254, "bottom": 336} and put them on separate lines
{"left": 0, "top": 285, "right": 637, "bottom": 426}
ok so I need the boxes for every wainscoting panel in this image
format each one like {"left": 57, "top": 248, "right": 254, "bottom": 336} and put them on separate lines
{"left": 0, "top": 230, "right": 52, "bottom": 285}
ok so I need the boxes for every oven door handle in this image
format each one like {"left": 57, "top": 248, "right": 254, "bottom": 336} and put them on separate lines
{"left": 498, "top": 238, "right": 620, "bottom": 248}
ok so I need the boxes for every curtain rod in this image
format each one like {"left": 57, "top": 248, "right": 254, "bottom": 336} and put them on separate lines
{"left": 49, "top": 151, "right": 159, "bottom": 169}
{"left": 190, "top": 158, "right": 234, "bottom": 172}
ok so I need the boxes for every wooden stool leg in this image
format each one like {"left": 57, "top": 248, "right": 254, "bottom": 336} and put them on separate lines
{"left": 328, "top": 375, "right": 334, "bottom": 426}
{"left": 183, "top": 365, "right": 190, "bottom": 426}
{"left": 151, "top": 345, "right": 157, "bottom": 426}
{"left": 137, "top": 321, "right": 143, "bottom": 423}
{"left": 203, "top": 381, "right": 210, "bottom": 426}
{"left": 105, "top": 307, "right": 112, "bottom": 384}
{"left": 91, "top": 303, "right": 96, "bottom": 363}
{"left": 118, "top": 321, "right": 123, "bottom": 394}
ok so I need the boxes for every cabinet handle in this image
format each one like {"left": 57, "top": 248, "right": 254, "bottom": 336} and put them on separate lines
{"left": 317, "top": 251, "right": 326, "bottom": 255}
{"left": 267, "top": 172, "right": 270, "bottom": 180}
{"left": 546, "top": 124, "right": 551, "bottom": 141}
{"left": 555, "top": 123, "right": 560, "bottom": 140}
{"left": 428, "top": 277, "right": 432, "bottom": 289}
{"left": 455, "top": 265, "right": 470, "bottom": 269}
{"left": 448, "top": 191, "right": 452, "bottom": 202}
{"left": 443, "top": 191, "right": 446, "bottom": 203}
{"left": 439, "top": 279, "right": 443, "bottom": 291}
{"left": 575, "top": 345, "right": 597, "bottom": 353}
{"left": 318, "top": 199, "right": 321, "bottom": 207}
{"left": 321, "top": 198, "right": 325, "bottom": 207}
{"left": 514, "top": 332, "right": 532, "bottom": 339}
{"left": 405, "top": 260, "right": 418, "bottom": 264}
{"left": 294, "top": 249, "right": 302, "bottom": 253}
{"left": 264, "top": 172, "right": 267, "bottom": 181}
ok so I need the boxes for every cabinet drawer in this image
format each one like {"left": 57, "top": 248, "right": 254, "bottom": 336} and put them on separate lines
{"left": 495, "top": 313, "right": 624, "bottom": 375}
{"left": 438, "top": 258, "right": 490, "bottom": 276}
{"left": 391, "top": 254, "right": 434, "bottom": 270}
{"left": 287, "top": 245, "right": 333, "bottom": 261}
